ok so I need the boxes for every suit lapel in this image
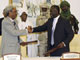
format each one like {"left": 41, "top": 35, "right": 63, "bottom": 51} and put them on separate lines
{"left": 14, "top": 20, "right": 19, "bottom": 29}
{"left": 49, "top": 18, "right": 54, "bottom": 42}
{"left": 7, "top": 17, "right": 19, "bottom": 29}
{"left": 54, "top": 16, "right": 61, "bottom": 33}
{"left": 49, "top": 18, "right": 54, "bottom": 30}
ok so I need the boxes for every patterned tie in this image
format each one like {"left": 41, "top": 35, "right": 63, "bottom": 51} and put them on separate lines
{"left": 13, "top": 21, "right": 20, "bottom": 43}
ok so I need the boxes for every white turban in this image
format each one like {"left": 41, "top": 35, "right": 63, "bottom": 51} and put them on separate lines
{"left": 17, "top": 8, "right": 27, "bottom": 16}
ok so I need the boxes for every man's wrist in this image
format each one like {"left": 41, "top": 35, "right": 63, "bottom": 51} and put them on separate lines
{"left": 62, "top": 42, "right": 66, "bottom": 47}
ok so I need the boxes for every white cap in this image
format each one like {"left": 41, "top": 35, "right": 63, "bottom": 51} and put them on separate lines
{"left": 17, "top": 8, "right": 27, "bottom": 16}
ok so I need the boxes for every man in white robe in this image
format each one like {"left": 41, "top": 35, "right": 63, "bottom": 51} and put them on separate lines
{"left": 18, "top": 10, "right": 39, "bottom": 57}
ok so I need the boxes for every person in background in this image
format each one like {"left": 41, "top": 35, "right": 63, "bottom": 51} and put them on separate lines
{"left": 0, "top": 7, "right": 8, "bottom": 57}
{"left": 0, "top": 8, "right": 7, "bottom": 35}
{"left": 18, "top": 12, "right": 28, "bottom": 30}
{"left": 36, "top": 3, "right": 50, "bottom": 57}
{"left": 1, "top": 5, "right": 28, "bottom": 57}
{"left": 60, "top": 1, "right": 79, "bottom": 34}
{"left": 28, "top": 5, "right": 74, "bottom": 56}
{"left": 18, "top": 10, "right": 39, "bottom": 57}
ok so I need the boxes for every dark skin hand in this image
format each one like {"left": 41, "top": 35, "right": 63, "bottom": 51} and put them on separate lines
{"left": 57, "top": 42, "right": 64, "bottom": 48}
{"left": 44, "top": 42, "right": 65, "bottom": 56}
{"left": 20, "top": 42, "right": 27, "bottom": 46}
{"left": 20, "top": 41, "right": 38, "bottom": 46}
{"left": 27, "top": 26, "right": 32, "bottom": 33}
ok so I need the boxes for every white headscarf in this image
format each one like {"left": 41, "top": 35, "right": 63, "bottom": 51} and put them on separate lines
{"left": 17, "top": 8, "right": 27, "bottom": 16}
{"left": 16, "top": 8, "right": 27, "bottom": 23}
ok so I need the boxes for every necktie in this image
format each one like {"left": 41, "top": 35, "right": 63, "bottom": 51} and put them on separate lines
{"left": 13, "top": 21, "right": 16, "bottom": 26}
{"left": 51, "top": 27, "right": 54, "bottom": 45}
{"left": 51, "top": 19, "right": 54, "bottom": 46}
{"left": 13, "top": 21, "right": 20, "bottom": 43}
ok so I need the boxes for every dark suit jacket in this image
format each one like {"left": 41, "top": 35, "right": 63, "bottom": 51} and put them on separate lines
{"left": 33, "top": 16, "right": 74, "bottom": 56}
{"left": 0, "top": 17, "right": 4, "bottom": 35}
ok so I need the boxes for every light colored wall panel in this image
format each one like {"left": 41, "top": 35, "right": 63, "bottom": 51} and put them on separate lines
{"left": 70, "top": 34, "right": 80, "bottom": 52}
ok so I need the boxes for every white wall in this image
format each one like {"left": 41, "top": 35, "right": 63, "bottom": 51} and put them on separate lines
{"left": 66, "top": 0, "right": 80, "bottom": 34}
{"left": 0, "top": 0, "right": 9, "bottom": 18}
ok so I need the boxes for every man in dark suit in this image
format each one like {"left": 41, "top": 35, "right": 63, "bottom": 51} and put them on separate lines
{"left": 28, "top": 5, "right": 74, "bottom": 56}
{"left": 0, "top": 8, "right": 7, "bottom": 35}
{"left": 0, "top": 17, "right": 4, "bottom": 35}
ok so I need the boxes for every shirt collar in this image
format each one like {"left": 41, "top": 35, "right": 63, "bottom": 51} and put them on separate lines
{"left": 8, "top": 17, "right": 15, "bottom": 22}
{"left": 54, "top": 15, "right": 60, "bottom": 20}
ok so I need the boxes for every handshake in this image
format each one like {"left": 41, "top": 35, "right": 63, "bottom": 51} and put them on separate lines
{"left": 20, "top": 26, "right": 34, "bottom": 46}
{"left": 27, "top": 26, "right": 33, "bottom": 33}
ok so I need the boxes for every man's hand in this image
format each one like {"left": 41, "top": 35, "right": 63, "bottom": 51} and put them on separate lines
{"left": 27, "top": 26, "right": 32, "bottom": 33}
{"left": 44, "top": 42, "right": 65, "bottom": 57}
{"left": 20, "top": 42, "right": 27, "bottom": 46}
{"left": 57, "top": 42, "right": 65, "bottom": 48}
{"left": 44, "top": 52, "right": 50, "bottom": 56}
